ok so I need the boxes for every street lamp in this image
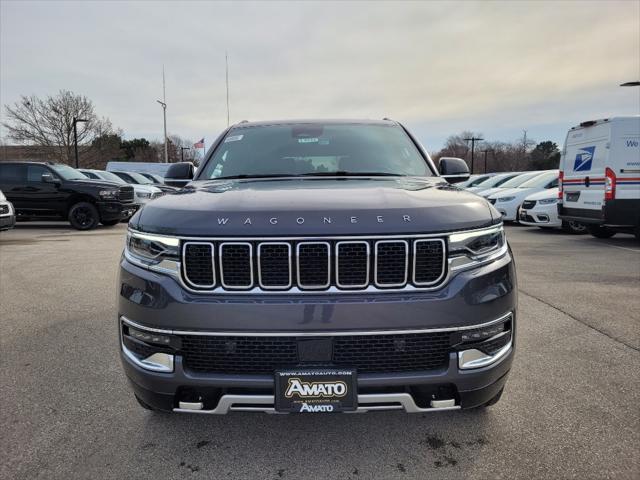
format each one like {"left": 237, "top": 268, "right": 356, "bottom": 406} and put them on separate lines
{"left": 73, "top": 117, "right": 88, "bottom": 168}
{"left": 157, "top": 100, "right": 168, "bottom": 163}
{"left": 180, "top": 147, "right": 190, "bottom": 162}
{"left": 464, "top": 136, "right": 484, "bottom": 174}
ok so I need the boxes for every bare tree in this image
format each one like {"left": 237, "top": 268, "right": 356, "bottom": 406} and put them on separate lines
{"left": 3, "top": 90, "right": 115, "bottom": 164}
{"left": 168, "top": 134, "right": 202, "bottom": 164}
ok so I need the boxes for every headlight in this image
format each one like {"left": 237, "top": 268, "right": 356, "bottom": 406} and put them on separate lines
{"left": 538, "top": 198, "right": 557, "bottom": 205}
{"left": 99, "top": 189, "right": 119, "bottom": 200}
{"left": 125, "top": 230, "right": 180, "bottom": 274}
{"left": 136, "top": 191, "right": 152, "bottom": 199}
{"left": 448, "top": 225, "right": 507, "bottom": 271}
{"left": 496, "top": 196, "right": 515, "bottom": 202}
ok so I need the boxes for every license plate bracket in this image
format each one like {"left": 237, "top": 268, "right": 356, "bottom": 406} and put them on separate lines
{"left": 275, "top": 368, "right": 357, "bottom": 413}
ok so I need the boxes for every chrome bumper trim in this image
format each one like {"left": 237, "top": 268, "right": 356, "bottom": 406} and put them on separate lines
{"left": 458, "top": 341, "right": 512, "bottom": 370}
{"left": 171, "top": 393, "right": 461, "bottom": 414}
{"left": 122, "top": 343, "right": 174, "bottom": 373}
{"left": 120, "top": 311, "right": 513, "bottom": 337}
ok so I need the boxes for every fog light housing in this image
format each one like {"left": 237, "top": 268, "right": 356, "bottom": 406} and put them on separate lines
{"left": 121, "top": 322, "right": 178, "bottom": 373}
{"left": 456, "top": 314, "right": 513, "bottom": 370}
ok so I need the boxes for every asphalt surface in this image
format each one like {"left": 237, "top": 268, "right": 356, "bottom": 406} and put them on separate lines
{"left": 1, "top": 223, "right": 639, "bottom": 479}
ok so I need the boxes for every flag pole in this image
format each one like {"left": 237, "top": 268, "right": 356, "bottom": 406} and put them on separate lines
{"left": 225, "top": 51, "right": 230, "bottom": 127}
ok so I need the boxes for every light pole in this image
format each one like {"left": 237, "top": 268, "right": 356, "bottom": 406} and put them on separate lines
{"left": 180, "top": 147, "right": 190, "bottom": 162}
{"left": 464, "top": 136, "right": 484, "bottom": 174}
{"left": 480, "top": 149, "right": 491, "bottom": 173}
{"left": 157, "top": 100, "right": 168, "bottom": 163}
{"left": 73, "top": 117, "right": 88, "bottom": 168}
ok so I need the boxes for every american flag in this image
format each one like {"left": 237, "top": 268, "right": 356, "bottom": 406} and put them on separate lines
{"left": 193, "top": 138, "right": 205, "bottom": 148}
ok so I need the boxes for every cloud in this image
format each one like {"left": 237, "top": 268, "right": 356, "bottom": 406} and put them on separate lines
{"left": 1, "top": 0, "right": 638, "bottom": 150}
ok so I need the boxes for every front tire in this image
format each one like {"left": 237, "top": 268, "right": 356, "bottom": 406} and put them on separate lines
{"left": 562, "top": 220, "right": 587, "bottom": 235}
{"left": 588, "top": 224, "right": 616, "bottom": 239}
{"left": 68, "top": 202, "right": 99, "bottom": 230}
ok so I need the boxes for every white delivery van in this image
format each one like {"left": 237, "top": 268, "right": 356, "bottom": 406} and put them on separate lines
{"left": 558, "top": 116, "right": 640, "bottom": 239}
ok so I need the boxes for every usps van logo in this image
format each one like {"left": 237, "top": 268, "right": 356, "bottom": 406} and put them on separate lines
{"left": 573, "top": 146, "right": 595, "bottom": 172}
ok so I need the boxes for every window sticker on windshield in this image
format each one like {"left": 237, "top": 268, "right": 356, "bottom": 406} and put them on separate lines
{"left": 298, "top": 137, "right": 319, "bottom": 143}
{"left": 318, "top": 139, "right": 330, "bottom": 145}
{"left": 224, "top": 134, "right": 243, "bottom": 143}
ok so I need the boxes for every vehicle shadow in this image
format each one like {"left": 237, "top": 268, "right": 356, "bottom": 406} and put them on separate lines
{"left": 131, "top": 407, "right": 493, "bottom": 478}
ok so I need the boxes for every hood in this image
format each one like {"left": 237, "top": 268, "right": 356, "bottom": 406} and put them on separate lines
{"left": 488, "top": 187, "right": 536, "bottom": 200}
{"left": 131, "top": 177, "right": 499, "bottom": 236}
{"left": 132, "top": 184, "right": 161, "bottom": 194}
{"left": 524, "top": 187, "right": 558, "bottom": 201}
{"left": 68, "top": 178, "right": 124, "bottom": 189}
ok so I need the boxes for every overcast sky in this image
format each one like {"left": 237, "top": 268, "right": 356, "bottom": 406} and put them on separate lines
{"left": 1, "top": 0, "right": 639, "bottom": 151}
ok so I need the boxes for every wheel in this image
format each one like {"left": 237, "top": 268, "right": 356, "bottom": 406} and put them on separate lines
{"left": 100, "top": 219, "right": 120, "bottom": 226}
{"left": 134, "top": 394, "right": 156, "bottom": 411}
{"left": 588, "top": 224, "right": 616, "bottom": 239}
{"left": 68, "top": 202, "right": 99, "bottom": 230}
{"left": 562, "top": 220, "right": 587, "bottom": 235}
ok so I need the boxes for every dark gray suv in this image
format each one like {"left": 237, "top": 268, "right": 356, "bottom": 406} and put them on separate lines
{"left": 118, "top": 119, "right": 516, "bottom": 414}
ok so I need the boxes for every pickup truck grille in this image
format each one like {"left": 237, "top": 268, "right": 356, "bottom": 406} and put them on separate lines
{"left": 181, "top": 237, "right": 446, "bottom": 292}
{"left": 118, "top": 186, "right": 135, "bottom": 203}
{"left": 180, "top": 332, "right": 451, "bottom": 374}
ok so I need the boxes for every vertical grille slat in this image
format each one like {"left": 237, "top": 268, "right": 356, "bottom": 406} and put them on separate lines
{"left": 375, "top": 240, "right": 408, "bottom": 287}
{"left": 336, "top": 241, "right": 370, "bottom": 288}
{"left": 413, "top": 239, "right": 446, "bottom": 285}
{"left": 258, "top": 243, "right": 291, "bottom": 289}
{"left": 297, "top": 242, "right": 330, "bottom": 289}
{"left": 219, "top": 243, "right": 253, "bottom": 289}
{"left": 181, "top": 236, "right": 447, "bottom": 292}
{"left": 183, "top": 242, "right": 215, "bottom": 287}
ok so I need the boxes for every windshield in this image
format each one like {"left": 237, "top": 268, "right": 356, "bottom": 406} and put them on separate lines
{"left": 498, "top": 171, "right": 542, "bottom": 188}
{"left": 198, "top": 123, "right": 433, "bottom": 180}
{"left": 124, "top": 172, "right": 154, "bottom": 184}
{"left": 475, "top": 173, "right": 518, "bottom": 188}
{"left": 518, "top": 171, "right": 558, "bottom": 188}
{"left": 143, "top": 173, "right": 163, "bottom": 183}
{"left": 96, "top": 171, "right": 126, "bottom": 184}
{"left": 50, "top": 164, "right": 87, "bottom": 181}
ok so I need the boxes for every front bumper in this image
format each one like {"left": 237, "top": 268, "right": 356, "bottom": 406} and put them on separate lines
{"left": 0, "top": 201, "right": 16, "bottom": 231}
{"left": 97, "top": 201, "right": 138, "bottom": 222}
{"left": 519, "top": 203, "right": 560, "bottom": 227}
{"left": 118, "top": 249, "right": 517, "bottom": 413}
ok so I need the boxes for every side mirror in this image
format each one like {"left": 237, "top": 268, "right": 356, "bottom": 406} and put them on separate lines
{"left": 164, "top": 162, "right": 194, "bottom": 187}
{"left": 41, "top": 173, "right": 59, "bottom": 184}
{"left": 439, "top": 157, "right": 470, "bottom": 184}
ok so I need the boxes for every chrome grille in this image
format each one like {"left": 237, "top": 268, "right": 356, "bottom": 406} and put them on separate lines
{"left": 258, "top": 243, "right": 291, "bottom": 289}
{"left": 118, "top": 186, "right": 135, "bottom": 203}
{"left": 219, "top": 243, "right": 253, "bottom": 289}
{"left": 375, "top": 240, "right": 408, "bottom": 287}
{"left": 297, "top": 242, "right": 330, "bottom": 289}
{"left": 183, "top": 242, "right": 215, "bottom": 287}
{"left": 336, "top": 241, "right": 369, "bottom": 288}
{"left": 182, "top": 237, "right": 447, "bottom": 292}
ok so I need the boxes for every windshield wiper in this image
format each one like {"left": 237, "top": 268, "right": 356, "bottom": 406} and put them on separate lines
{"left": 210, "top": 171, "right": 404, "bottom": 181}
{"left": 298, "top": 171, "right": 403, "bottom": 177}
{"left": 212, "top": 174, "right": 301, "bottom": 180}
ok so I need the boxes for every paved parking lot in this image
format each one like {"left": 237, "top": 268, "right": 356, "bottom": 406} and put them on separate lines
{"left": 1, "top": 223, "right": 638, "bottom": 479}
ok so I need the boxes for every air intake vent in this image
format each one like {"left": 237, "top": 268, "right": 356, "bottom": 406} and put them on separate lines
{"left": 375, "top": 240, "right": 408, "bottom": 287}
{"left": 183, "top": 242, "right": 215, "bottom": 287}
{"left": 336, "top": 241, "right": 369, "bottom": 288}
{"left": 258, "top": 243, "right": 291, "bottom": 289}
{"left": 413, "top": 239, "right": 445, "bottom": 285}
{"left": 297, "top": 242, "right": 330, "bottom": 289}
{"left": 219, "top": 243, "right": 253, "bottom": 289}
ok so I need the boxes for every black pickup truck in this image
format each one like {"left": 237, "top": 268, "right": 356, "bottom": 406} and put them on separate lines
{"left": 0, "top": 161, "right": 137, "bottom": 230}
